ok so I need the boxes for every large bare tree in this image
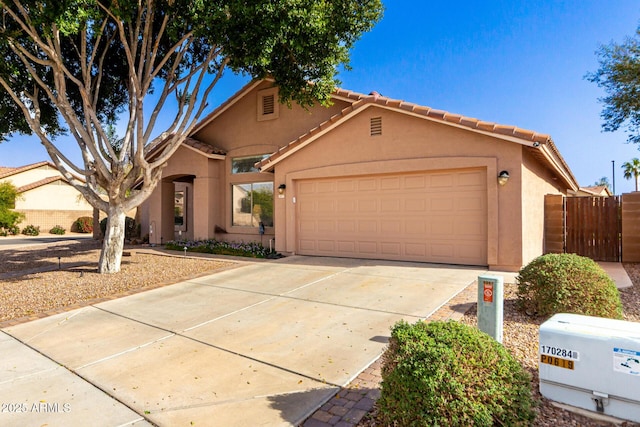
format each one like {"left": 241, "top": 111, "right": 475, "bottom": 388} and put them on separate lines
{"left": 0, "top": 0, "right": 382, "bottom": 272}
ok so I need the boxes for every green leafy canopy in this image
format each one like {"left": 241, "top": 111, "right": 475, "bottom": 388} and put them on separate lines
{"left": 587, "top": 25, "right": 640, "bottom": 146}
{"left": 0, "top": 0, "right": 384, "bottom": 141}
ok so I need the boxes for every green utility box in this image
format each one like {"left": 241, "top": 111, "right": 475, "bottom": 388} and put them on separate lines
{"left": 477, "top": 275, "right": 504, "bottom": 343}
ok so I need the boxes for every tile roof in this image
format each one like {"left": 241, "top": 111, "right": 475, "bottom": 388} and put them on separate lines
{"left": 258, "top": 89, "right": 552, "bottom": 169}
{"left": 257, "top": 87, "right": 578, "bottom": 191}
{"left": 0, "top": 161, "right": 53, "bottom": 179}
{"left": 17, "top": 176, "right": 66, "bottom": 193}
{"left": 579, "top": 185, "right": 612, "bottom": 196}
{"left": 333, "top": 88, "right": 551, "bottom": 144}
{"left": 182, "top": 137, "right": 226, "bottom": 156}
{"left": 146, "top": 135, "right": 226, "bottom": 161}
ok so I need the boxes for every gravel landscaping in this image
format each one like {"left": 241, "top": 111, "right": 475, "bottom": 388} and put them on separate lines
{"left": 2, "top": 239, "right": 640, "bottom": 425}
{"left": 357, "top": 263, "right": 640, "bottom": 427}
{"left": 0, "top": 238, "right": 235, "bottom": 325}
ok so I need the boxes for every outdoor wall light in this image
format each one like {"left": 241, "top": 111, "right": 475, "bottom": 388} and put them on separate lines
{"left": 278, "top": 184, "right": 286, "bottom": 195}
{"left": 498, "top": 170, "right": 510, "bottom": 186}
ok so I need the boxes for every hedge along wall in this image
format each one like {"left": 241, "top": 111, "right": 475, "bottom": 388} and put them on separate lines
{"left": 16, "top": 209, "right": 94, "bottom": 232}
{"left": 15, "top": 209, "right": 113, "bottom": 233}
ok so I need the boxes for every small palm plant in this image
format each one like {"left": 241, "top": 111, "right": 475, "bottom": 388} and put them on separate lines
{"left": 622, "top": 158, "right": 640, "bottom": 192}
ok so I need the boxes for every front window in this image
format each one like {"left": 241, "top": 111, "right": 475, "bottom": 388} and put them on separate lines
{"left": 174, "top": 190, "right": 185, "bottom": 228}
{"left": 232, "top": 155, "right": 269, "bottom": 174}
{"left": 232, "top": 182, "right": 274, "bottom": 227}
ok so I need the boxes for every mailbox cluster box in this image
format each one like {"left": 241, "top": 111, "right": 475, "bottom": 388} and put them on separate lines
{"left": 539, "top": 313, "right": 640, "bottom": 422}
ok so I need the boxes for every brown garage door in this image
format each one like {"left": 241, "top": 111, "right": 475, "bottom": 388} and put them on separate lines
{"left": 296, "top": 169, "right": 487, "bottom": 265}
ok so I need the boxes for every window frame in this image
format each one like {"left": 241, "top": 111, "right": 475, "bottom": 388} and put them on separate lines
{"left": 231, "top": 181, "right": 274, "bottom": 229}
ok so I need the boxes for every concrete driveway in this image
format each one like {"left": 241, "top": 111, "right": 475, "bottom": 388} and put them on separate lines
{"left": 0, "top": 256, "right": 487, "bottom": 426}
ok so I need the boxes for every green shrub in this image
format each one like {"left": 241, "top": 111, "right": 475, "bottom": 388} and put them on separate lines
{"left": 99, "top": 216, "right": 137, "bottom": 239}
{"left": 166, "top": 239, "right": 271, "bottom": 258}
{"left": 378, "top": 320, "right": 535, "bottom": 427}
{"left": 0, "top": 224, "right": 19, "bottom": 236}
{"left": 50, "top": 225, "right": 66, "bottom": 235}
{"left": 74, "top": 216, "right": 93, "bottom": 233}
{"left": 0, "top": 181, "right": 24, "bottom": 234}
{"left": 516, "top": 253, "right": 623, "bottom": 319}
{"left": 21, "top": 224, "right": 40, "bottom": 236}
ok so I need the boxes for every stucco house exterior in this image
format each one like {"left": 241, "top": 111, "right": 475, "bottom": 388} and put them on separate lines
{"left": 0, "top": 161, "right": 93, "bottom": 231}
{"left": 139, "top": 79, "right": 579, "bottom": 271}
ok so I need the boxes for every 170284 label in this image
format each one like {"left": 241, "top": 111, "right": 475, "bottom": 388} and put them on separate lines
{"left": 540, "top": 345, "right": 580, "bottom": 361}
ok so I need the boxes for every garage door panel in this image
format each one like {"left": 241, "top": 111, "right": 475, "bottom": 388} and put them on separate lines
{"left": 316, "top": 220, "right": 334, "bottom": 232}
{"left": 358, "top": 220, "right": 377, "bottom": 232}
{"left": 357, "top": 179, "right": 377, "bottom": 191}
{"left": 381, "top": 242, "right": 401, "bottom": 255}
{"left": 431, "top": 243, "right": 455, "bottom": 258}
{"left": 405, "top": 199, "right": 426, "bottom": 212}
{"left": 380, "top": 177, "right": 401, "bottom": 190}
{"left": 358, "top": 242, "right": 378, "bottom": 253}
{"left": 406, "top": 220, "right": 426, "bottom": 234}
{"left": 296, "top": 169, "right": 487, "bottom": 265}
{"left": 317, "top": 240, "right": 335, "bottom": 251}
{"left": 430, "top": 218, "right": 454, "bottom": 236}
{"left": 404, "top": 175, "right": 426, "bottom": 189}
{"left": 405, "top": 243, "right": 427, "bottom": 257}
{"left": 299, "top": 239, "right": 316, "bottom": 251}
{"left": 430, "top": 173, "right": 454, "bottom": 187}
{"left": 358, "top": 199, "right": 377, "bottom": 212}
{"left": 380, "top": 199, "right": 400, "bottom": 212}
{"left": 337, "top": 220, "right": 356, "bottom": 232}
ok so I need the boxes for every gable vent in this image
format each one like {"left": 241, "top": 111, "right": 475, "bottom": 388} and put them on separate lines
{"left": 370, "top": 116, "right": 382, "bottom": 136}
{"left": 262, "top": 94, "right": 275, "bottom": 115}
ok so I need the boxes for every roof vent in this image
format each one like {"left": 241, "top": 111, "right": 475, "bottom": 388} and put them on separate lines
{"left": 257, "top": 87, "right": 279, "bottom": 121}
{"left": 262, "top": 94, "right": 275, "bottom": 115}
{"left": 370, "top": 116, "right": 382, "bottom": 136}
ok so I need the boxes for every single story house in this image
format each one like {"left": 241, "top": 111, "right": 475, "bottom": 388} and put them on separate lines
{"left": 139, "top": 79, "right": 579, "bottom": 271}
{"left": 570, "top": 185, "right": 612, "bottom": 197}
{"left": 0, "top": 161, "right": 94, "bottom": 232}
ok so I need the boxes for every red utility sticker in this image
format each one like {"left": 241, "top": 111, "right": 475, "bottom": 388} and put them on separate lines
{"left": 483, "top": 281, "right": 493, "bottom": 303}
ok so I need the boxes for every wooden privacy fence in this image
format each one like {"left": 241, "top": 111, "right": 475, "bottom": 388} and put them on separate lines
{"left": 544, "top": 193, "right": 640, "bottom": 263}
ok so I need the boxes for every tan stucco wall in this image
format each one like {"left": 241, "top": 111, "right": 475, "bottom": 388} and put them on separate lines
{"left": 145, "top": 84, "right": 570, "bottom": 271}
{"left": 144, "top": 81, "right": 351, "bottom": 244}
{"left": 192, "top": 81, "right": 350, "bottom": 153}
{"left": 271, "top": 107, "right": 531, "bottom": 270}
{"left": 15, "top": 180, "right": 92, "bottom": 211}
{"left": 144, "top": 144, "right": 223, "bottom": 244}
{"left": 3, "top": 164, "right": 60, "bottom": 188}
{"left": 520, "top": 149, "right": 566, "bottom": 266}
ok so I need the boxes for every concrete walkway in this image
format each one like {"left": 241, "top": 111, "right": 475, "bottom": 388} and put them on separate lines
{"left": 0, "top": 256, "right": 488, "bottom": 427}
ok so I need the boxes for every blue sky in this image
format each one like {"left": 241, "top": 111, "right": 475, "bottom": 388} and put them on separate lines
{"left": 1, "top": 0, "right": 640, "bottom": 194}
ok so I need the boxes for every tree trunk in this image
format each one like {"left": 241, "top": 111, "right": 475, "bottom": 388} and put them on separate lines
{"left": 98, "top": 206, "right": 126, "bottom": 274}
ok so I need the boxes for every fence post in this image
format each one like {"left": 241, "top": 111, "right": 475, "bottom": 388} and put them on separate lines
{"left": 622, "top": 192, "right": 640, "bottom": 262}
{"left": 544, "top": 194, "right": 564, "bottom": 254}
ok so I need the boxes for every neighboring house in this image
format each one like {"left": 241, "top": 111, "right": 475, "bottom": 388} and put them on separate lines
{"left": 140, "top": 79, "right": 580, "bottom": 271}
{"left": 570, "top": 185, "right": 612, "bottom": 197}
{"left": 0, "top": 161, "right": 93, "bottom": 232}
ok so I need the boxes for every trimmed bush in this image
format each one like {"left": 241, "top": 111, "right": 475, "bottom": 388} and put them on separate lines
{"left": 74, "top": 216, "right": 93, "bottom": 233}
{"left": 0, "top": 224, "right": 19, "bottom": 236}
{"left": 50, "top": 225, "right": 66, "bottom": 235}
{"left": 378, "top": 320, "right": 535, "bottom": 427}
{"left": 21, "top": 224, "right": 40, "bottom": 236}
{"left": 516, "top": 253, "right": 623, "bottom": 319}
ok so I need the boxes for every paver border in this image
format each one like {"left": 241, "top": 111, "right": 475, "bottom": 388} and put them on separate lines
{"left": 301, "top": 281, "right": 478, "bottom": 427}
